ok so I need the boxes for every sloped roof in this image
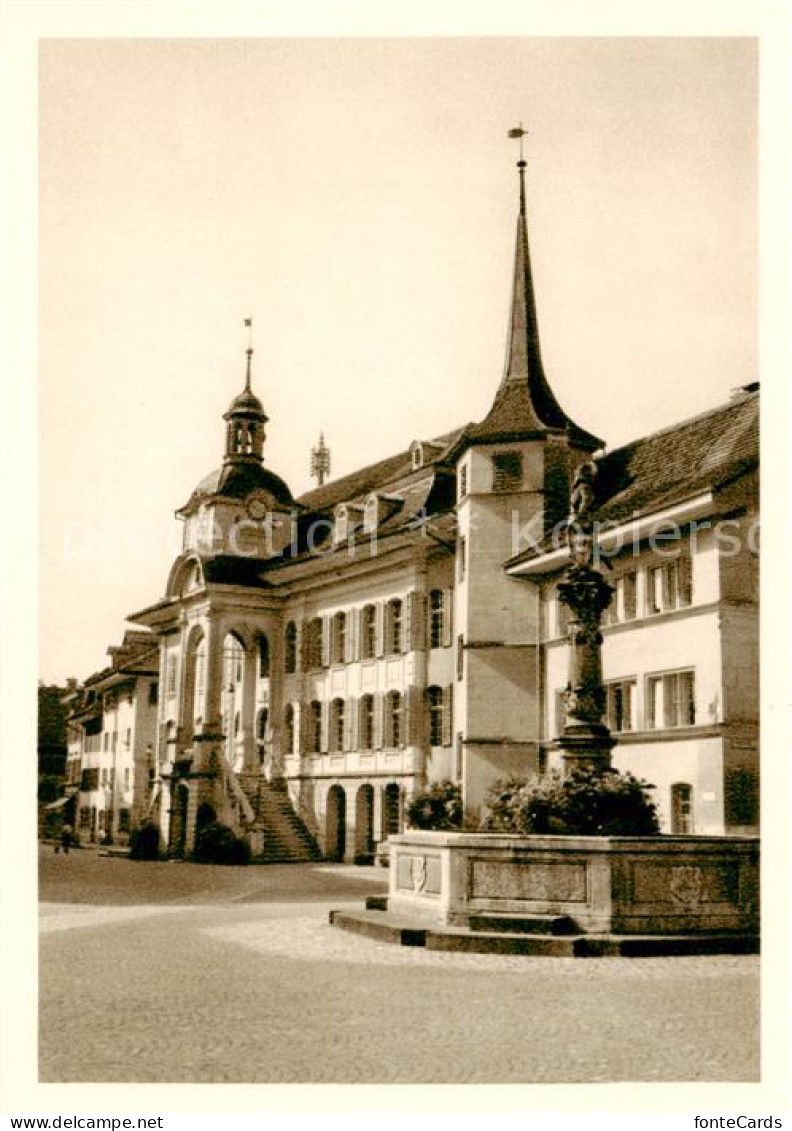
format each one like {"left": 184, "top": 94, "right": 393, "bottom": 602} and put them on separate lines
{"left": 507, "top": 387, "right": 758, "bottom": 566}
{"left": 297, "top": 425, "right": 466, "bottom": 512}
{"left": 595, "top": 388, "right": 758, "bottom": 526}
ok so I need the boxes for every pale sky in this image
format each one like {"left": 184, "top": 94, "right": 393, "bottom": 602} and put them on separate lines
{"left": 38, "top": 36, "right": 757, "bottom": 685}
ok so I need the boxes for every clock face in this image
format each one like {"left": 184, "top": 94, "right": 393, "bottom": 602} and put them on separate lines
{"left": 246, "top": 491, "right": 271, "bottom": 520}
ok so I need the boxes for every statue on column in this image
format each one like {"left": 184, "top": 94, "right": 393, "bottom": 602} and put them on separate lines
{"left": 552, "top": 458, "right": 615, "bottom": 774}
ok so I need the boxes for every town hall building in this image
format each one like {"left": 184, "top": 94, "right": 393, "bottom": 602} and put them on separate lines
{"left": 65, "top": 158, "right": 759, "bottom": 861}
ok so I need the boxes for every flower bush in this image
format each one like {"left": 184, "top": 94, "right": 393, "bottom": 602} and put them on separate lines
{"left": 481, "top": 767, "right": 660, "bottom": 837}
{"left": 128, "top": 820, "right": 163, "bottom": 860}
{"left": 192, "top": 820, "right": 251, "bottom": 865}
{"left": 406, "top": 780, "right": 463, "bottom": 831}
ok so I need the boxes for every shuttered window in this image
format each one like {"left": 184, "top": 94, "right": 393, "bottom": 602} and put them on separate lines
{"left": 359, "top": 695, "right": 375, "bottom": 750}
{"left": 361, "top": 605, "right": 377, "bottom": 659}
{"left": 493, "top": 450, "right": 523, "bottom": 492}
{"left": 429, "top": 589, "right": 445, "bottom": 649}
{"left": 427, "top": 686, "right": 443, "bottom": 746}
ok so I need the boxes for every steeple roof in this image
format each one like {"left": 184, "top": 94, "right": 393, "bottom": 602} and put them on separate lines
{"left": 463, "top": 159, "right": 601, "bottom": 451}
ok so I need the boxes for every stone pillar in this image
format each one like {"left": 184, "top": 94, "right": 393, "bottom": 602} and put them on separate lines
{"left": 550, "top": 565, "right": 615, "bottom": 775}
{"left": 241, "top": 643, "right": 258, "bottom": 771}
{"left": 549, "top": 459, "right": 615, "bottom": 777}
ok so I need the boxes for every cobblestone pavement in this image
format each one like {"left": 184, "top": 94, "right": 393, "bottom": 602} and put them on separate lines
{"left": 39, "top": 849, "right": 759, "bottom": 1085}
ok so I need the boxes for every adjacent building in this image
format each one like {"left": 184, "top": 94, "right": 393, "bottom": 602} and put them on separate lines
{"left": 64, "top": 159, "right": 759, "bottom": 859}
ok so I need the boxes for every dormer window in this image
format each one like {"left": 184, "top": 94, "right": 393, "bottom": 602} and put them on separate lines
{"left": 363, "top": 495, "right": 379, "bottom": 533}
{"left": 410, "top": 442, "right": 424, "bottom": 470}
{"left": 335, "top": 505, "right": 349, "bottom": 544}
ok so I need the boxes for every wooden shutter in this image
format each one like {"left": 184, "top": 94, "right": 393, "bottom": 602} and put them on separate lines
{"left": 374, "top": 693, "right": 384, "bottom": 750}
{"left": 346, "top": 695, "right": 357, "bottom": 752}
{"left": 442, "top": 685, "right": 453, "bottom": 747}
{"left": 408, "top": 592, "right": 426, "bottom": 651}
{"left": 347, "top": 609, "right": 358, "bottom": 663}
{"left": 406, "top": 686, "right": 423, "bottom": 745}
{"left": 299, "top": 624, "right": 310, "bottom": 672}
{"left": 298, "top": 702, "right": 309, "bottom": 754}
{"left": 321, "top": 617, "right": 331, "bottom": 668}
{"left": 376, "top": 603, "right": 385, "bottom": 658}
{"left": 442, "top": 589, "right": 454, "bottom": 648}
{"left": 678, "top": 554, "right": 693, "bottom": 606}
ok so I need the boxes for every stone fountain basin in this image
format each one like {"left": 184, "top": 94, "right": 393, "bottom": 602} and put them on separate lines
{"left": 387, "top": 831, "right": 759, "bottom": 937}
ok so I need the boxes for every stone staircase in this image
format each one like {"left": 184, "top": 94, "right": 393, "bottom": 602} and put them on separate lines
{"left": 237, "top": 775, "right": 322, "bottom": 864}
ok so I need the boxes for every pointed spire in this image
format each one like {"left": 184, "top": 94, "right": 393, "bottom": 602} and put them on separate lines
{"left": 461, "top": 136, "right": 602, "bottom": 452}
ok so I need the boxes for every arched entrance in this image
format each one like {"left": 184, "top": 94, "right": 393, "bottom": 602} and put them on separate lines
{"left": 382, "top": 783, "right": 401, "bottom": 839}
{"left": 354, "top": 784, "right": 375, "bottom": 864}
{"left": 325, "top": 784, "right": 346, "bottom": 862}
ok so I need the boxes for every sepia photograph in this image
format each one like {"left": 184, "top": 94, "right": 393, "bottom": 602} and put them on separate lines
{"left": 4, "top": 6, "right": 785, "bottom": 1113}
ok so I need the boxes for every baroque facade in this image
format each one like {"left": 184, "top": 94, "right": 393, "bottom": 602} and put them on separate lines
{"left": 66, "top": 162, "right": 759, "bottom": 858}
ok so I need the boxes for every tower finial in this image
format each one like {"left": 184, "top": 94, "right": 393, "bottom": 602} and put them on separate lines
{"left": 508, "top": 125, "right": 528, "bottom": 216}
{"left": 310, "top": 431, "right": 331, "bottom": 488}
{"left": 244, "top": 317, "right": 253, "bottom": 392}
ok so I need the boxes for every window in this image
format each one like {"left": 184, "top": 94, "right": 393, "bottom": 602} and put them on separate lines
{"left": 457, "top": 635, "right": 465, "bottom": 681}
{"left": 309, "top": 701, "right": 323, "bottom": 754}
{"left": 101, "top": 768, "right": 108, "bottom": 787}
{"left": 671, "top": 783, "right": 694, "bottom": 834}
{"left": 647, "top": 558, "right": 692, "bottom": 615}
{"left": 429, "top": 589, "right": 445, "bottom": 649}
{"left": 331, "top": 612, "right": 347, "bottom": 665}
{"left": 382, "top": 783, "right": 401, "bottom": 837}
{"left": 284, "top": 704, "right": 295, "bottom": 755}
{"left": 80, "top": 768, "right": 99, "bottom": 792}
{"left": 330, "top": 699, "right": 345, "bottom": 752}
{"left": 427, "top": 686, "right": 443, "bottom": 746}
{"left": 605, "top": 679, "right": 636, "bottom": 733}
{"left": 166, "top": 656, "right": 177, "bottom": 697}
{"left": 306, "top": 618, "right": 324, "bottom": 669}
{"left": 363, "top": 496, "right": 378, "bottom": 533}
{"left": 622, "top": 572, "right": 637, "bottom": 620}
{"left": 257, "top": 708, "right": 269, "bottom": 742}
{"left": 148, "top": 681, "right": 159, "bottom": 706}
{"left": 123, "top": 767, "right": 130, "bottom": 790}
{"left": 386, "top": 599, "right": 403, "bottom": 655}
{"left": 493, "top": 450, "right": 523, "bottom": 492}
{"left": 385, "top": 691, "right": 403, "bottom": 748}
{"left": 361, "top": 605, "right": 377, "bottom": 659}
{"left": 359, "top": 695, "right": 375, "bottom": 750}
{"left": 124, "top": 727, "right": 131, "bottom": 748}
{"left": 118, "top": 809, "right": 131, "bottom": 834}
{"left": 458, "top": 536, "right": 466, "bottom": 582}
{"left": 411, "top": 442, "right": 423, "bottom": 471}
{"left": 334, "top": 505, "right": 349, "bottom": 544}
{"left": 556, "top": 595, "right": 570, "bottom": 637}
{"left": 258, "top": 635, "right": 270, "bottom": 678}
{"left": 646, "top": 670, "right": 696, "bottom": 729}
{"left": 459, "top": 464, "right": 468, "bottom": 499}
{"left": 554, "top": 689, "right": 567, "bottom": 736}
{"left": 285, "top": 622, "right": 297, "bottom": 674}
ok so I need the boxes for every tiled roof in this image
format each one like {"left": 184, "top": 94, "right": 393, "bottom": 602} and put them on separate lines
{"left": 507, "top": 388, "right": 758, "bottom": 565}
{"left": 595, "top": 389, "right": 758, "bottom": 526}
{"left": 297, "top": 425, "right": 466, "bottom": 513}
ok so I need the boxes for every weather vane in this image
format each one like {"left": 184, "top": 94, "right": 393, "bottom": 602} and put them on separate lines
{"left": 508, "top": 124, "right": 528, "bottom": 162}
{"left": 244, "top": 317, "right": 253, "bottom": 391}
